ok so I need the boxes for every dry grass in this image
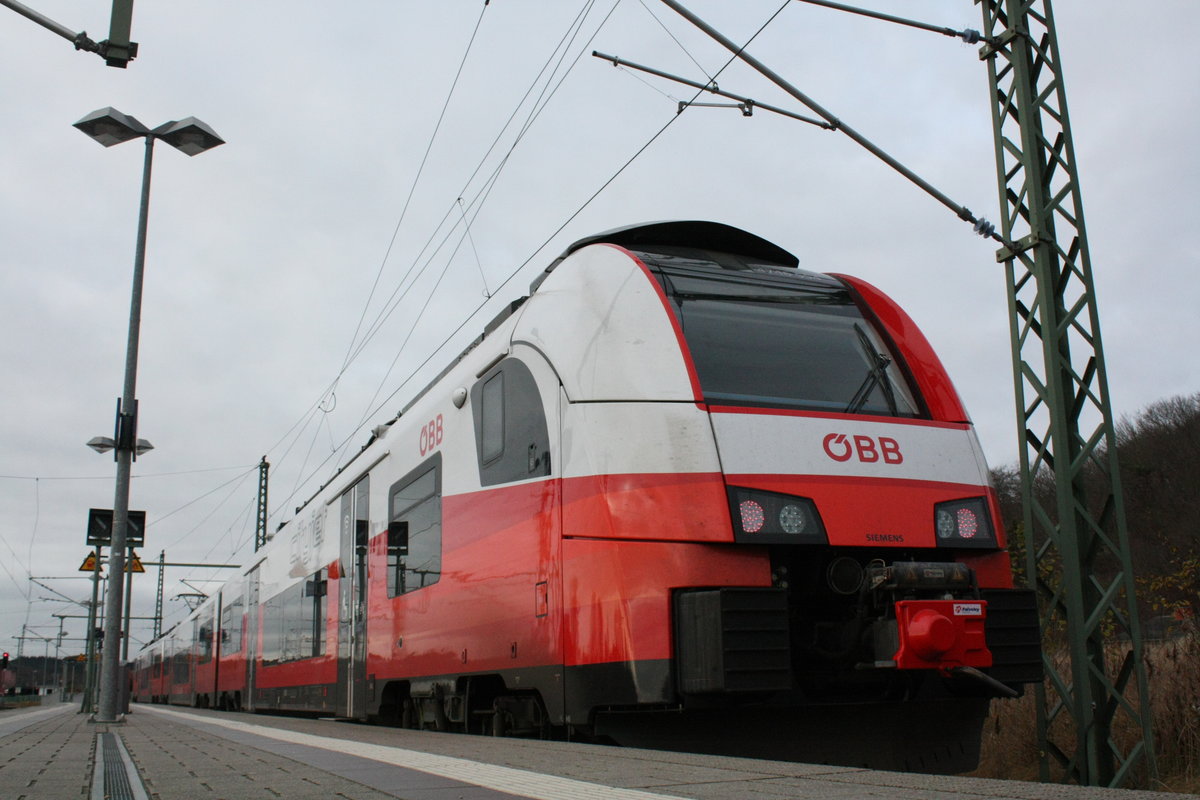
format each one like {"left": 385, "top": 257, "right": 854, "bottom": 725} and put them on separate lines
{"left": 969, "top": 633, "right": 1200, "bottom": 793}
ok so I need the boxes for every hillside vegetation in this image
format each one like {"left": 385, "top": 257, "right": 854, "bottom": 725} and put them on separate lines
{"left": 974, "top": 392, "right": 1200, "bottom": 791}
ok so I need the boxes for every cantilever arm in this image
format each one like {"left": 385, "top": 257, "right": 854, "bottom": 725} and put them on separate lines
{"left": 1, "top": 0, "right": 137, "bottom": 66}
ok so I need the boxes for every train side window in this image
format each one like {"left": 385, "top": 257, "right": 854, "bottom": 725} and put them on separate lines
{"left": 261, "top": 568, "right": 327, "bottom": 664}
{"left": 173, "top": 636, "right": 189, "bottom": 684}
{"left": 471, "top": 358, "right": 551, "bottom": 487}
{"left": 220, "top": 595, "right": 243, "bottom": 654}
{"left": 198, "top": 619, "right": 213, "bottom": 664}
{"left": 387, "top": 455, "right": 442, "bottom": 597}
{"left": 481, "top": 372, "right": 504, "bottom": 463}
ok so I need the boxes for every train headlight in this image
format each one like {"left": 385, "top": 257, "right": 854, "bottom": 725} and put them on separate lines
{"left": 933, "top": 498, "right": 995, "bottom": 548}
{"left": 729, "top": 487, "right": 827, "bottom": 544}
{"left": 779, "top": 504, "right": 806, "bottom": 534}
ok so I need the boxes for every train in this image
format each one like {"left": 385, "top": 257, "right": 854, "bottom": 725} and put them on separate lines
{"left": 131, "top": 221, "right": 1041, "bottom": 773}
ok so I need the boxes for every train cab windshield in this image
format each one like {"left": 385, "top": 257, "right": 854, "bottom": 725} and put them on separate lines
{"left": 638, "top": 247, "right": 922, "bottom": 417}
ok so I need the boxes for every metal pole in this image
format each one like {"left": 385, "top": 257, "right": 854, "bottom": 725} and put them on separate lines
{"left": 104, "top": 0, "right": 136, "bottom": 66}
{"left": 254, "top": 457, "right": 269, "bottom": 552}
{"left": 54, "top": 615, "right": 65, "bottom": 699}
{"left": 0, "top": 0, "right": 97, "bottom": 49}
{"left": 592, "top": 51, "right": 832, "bottom": 128}
{"left": 154, "top": 550, "right": 164, "bottom": 639}
{"left": 122, "top": 545, "right": 134, "bottom": 660}
{"left": 81, "top": 548, "right": 102, "bottom": 713}
{"left": 96, "top": 133, "right": 155, "bottom": 723}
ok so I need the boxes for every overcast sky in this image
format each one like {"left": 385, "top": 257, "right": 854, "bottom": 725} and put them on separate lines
{"left": 2, "top": 1, "right": 1196, "bottom": 659}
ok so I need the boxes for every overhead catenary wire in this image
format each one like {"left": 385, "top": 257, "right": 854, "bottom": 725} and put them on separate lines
{"left": 260, "top": 1, "right": 496, "bottom": 518}
{"left": 656, "top": 0, "right": 1002, "bottom": 243}
{"left": 0, "top": 464, "right": 253, "bottom": 481}
{"left": 337, "top": 1, "right": 494, "bottom": 383}
{"left": 263, "top": 0, "right": 563, "bottom": 518}
{"left": 635, "top": 0, "right": 714, "bottom": 81}
{"left": 269, "top": 1, "right": 606, "bottom": 449}
{"left": 336, "top": 0, "right": 608, "bottom": 382}
{"left": 267, "top": 0, "right": 620, "bottom": 521}
{"left": 326, "top": 0, "right": 627, "bottom": 439}
{"left": 0, "top": 478, "right": 35, "bottom": 606}
{"left": 334, "top": 1, "right": 796, "bottom": 442}
{"left": 0, "top": 541, "right": 29, "bottom": 600}
{"left": 151, "top": 465, "right": 259, "bottom": 542}
{"left": 159, "top": 467, "right": 257, "bottom": 553}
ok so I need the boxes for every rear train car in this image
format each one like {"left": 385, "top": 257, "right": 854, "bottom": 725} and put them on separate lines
{"left": 131, "top": 221, "right": 1039, "bottom": 772}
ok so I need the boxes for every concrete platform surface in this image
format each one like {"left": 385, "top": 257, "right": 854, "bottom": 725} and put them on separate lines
{"left": 0, "top": 701, "right": 1192, "bottom": 800}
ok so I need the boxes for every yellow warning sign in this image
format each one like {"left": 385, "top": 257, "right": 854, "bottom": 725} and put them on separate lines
{"left": 78, "top": 551, "right": 143, "bottom": 572}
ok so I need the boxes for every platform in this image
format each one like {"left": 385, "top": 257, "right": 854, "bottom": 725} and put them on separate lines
{"left": 0, "top": 701, "right": 1191, "bottom": 800}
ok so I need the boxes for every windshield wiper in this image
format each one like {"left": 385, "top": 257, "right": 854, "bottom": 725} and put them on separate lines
{"left": 845, "top": 324, "right": 899, "bottom": 415}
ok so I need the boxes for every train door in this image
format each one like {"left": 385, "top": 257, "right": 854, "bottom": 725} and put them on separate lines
{"left": 336, "top": 477, "right": 369, "bottom": 719}
{"left": 472, "top": 346, "right": 565, "bottom": 725}
{"left": 244, "top": 566, "right": 260, "bottom": 712}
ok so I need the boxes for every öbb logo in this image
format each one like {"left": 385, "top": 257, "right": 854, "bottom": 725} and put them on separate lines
{"left": 822, "top": 433, "right": 903, "bottom": 465}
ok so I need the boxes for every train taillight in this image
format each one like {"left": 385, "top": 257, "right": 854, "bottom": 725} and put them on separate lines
{"left": 933, "top": 498, "right": 995, "bottom": 548}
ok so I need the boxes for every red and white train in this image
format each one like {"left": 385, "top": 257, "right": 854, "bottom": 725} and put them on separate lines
{"left": 132, "top": 221, "right": 1039, "bottom": 772}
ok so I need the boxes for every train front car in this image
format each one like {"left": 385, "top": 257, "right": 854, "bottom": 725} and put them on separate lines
{"left": 519, "top": 222, "right": 1040, "bottom": 772}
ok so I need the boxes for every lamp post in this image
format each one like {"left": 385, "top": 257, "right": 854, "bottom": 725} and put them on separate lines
{"left": 75, "top": 107, "right": 223, "bottom": 723}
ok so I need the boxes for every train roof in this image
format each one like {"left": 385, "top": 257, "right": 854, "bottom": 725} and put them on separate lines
{"left": 561, "top": 221, "right": 800, "bottom": 268}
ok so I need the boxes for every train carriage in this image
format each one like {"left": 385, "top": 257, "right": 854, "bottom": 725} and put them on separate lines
{"left": 133, "top": 221, "right": 1039, "bottom": 772}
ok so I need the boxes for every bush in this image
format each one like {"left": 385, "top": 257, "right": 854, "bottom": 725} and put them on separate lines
{"left": 970, "top": 632, "right": 1200, "bottom": 793}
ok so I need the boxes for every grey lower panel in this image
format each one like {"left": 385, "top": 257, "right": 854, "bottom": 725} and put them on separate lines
{"left": 255, "top": 681, "right": 337, "bottom": 714}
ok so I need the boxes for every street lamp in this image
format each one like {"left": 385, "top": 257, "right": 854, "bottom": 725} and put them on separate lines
{"left": 87, "top": 435, "right": 153, "bottom": 456}
{"left": 75, "top": 106, "right": 223, "bottom": 723}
